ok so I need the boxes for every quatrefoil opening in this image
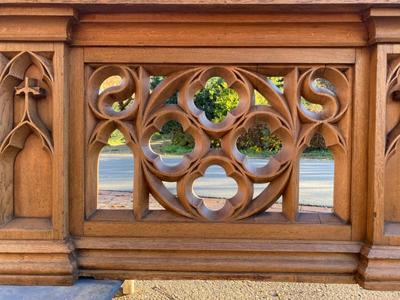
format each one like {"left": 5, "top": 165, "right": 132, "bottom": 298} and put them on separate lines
{"left": 180, "top": 67, "right": 252, "bottom": 137}
{"left": 141, "top": 106, "right": 209, "bottom": 180}
{"left": 149, "top": 120, "right": 195, "bottom": 167}
{"left": 224, "top": 109, "right": 294, "bottom": 183}
{"left": 177, "top": 155, "right": 252, "bottom": 221}
{"left": 235, "top": 122, "right": 282, "bottom": 167}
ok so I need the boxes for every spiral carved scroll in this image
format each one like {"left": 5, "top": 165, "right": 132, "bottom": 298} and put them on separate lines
{"left": 87, "top": 65, "right": 351, "bottom": 222}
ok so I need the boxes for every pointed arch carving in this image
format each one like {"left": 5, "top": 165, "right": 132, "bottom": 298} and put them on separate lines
{"left": 0, "top": 51, "right": 54, "bottom": 225}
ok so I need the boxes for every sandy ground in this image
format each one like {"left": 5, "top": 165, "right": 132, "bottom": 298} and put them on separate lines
{"left": 113, "top": 280, "right": 400, "bottom": 300}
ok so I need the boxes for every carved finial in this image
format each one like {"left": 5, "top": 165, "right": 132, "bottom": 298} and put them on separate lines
{"left": 15, "top": 77, "right": 46, "bottom": 98}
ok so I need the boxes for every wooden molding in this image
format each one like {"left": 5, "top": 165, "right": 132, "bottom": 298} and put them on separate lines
{"left": 365, "top": 8, "right": 400, "bottom": 45}
{"left": 72, "top": 12, "right": 367, "bottom": 47}
{"left": 0, "top": 7, "right": 76, "bottom": 42}
{"left": 0, "top": 240, "right": 77, "bottom": 285}
{"left": 358, "top": 245, "right": 400, "bottom": 290}
{"left": 76, "top": 237, "right": 360, "bottom": 283}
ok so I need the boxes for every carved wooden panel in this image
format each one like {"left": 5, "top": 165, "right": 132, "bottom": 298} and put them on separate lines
{"left": 84, "top": 64, "right": 352, "bottom": 224}
{"left": 1, "top": 3, "right": 400, "bottom": 289}
{"left": 0, "top": 51, "right": 54, "bottom": 224}
{"left": 385, "top": 56, "right": 400, "bottom": 224}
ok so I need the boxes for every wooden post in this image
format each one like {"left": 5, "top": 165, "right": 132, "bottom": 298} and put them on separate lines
{"left": 358, "top": 9, "right": 400, "bottom": 290}
{"left": 0, "top": 8, "right": 77, "bottom": 285}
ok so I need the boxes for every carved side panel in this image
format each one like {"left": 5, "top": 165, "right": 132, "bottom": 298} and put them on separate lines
{"left": 0, "top": 51, "right": 54, "bottom": 224}
{"left": 385, "top": 56, "right": 400, "bottom": 223}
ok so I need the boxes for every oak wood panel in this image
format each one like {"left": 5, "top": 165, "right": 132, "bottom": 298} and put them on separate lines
{"left": 14, "top": 134, "right": 52, "bottom": 218}
{"left": 75, "top": 237, "right": 362, "bottom": 252}
{"left": 83, "top": 220, "right": 351, "bottom": 240}
{"left": 350, "top": 48, "right": 369, "bottom": 241}
{"left": 81, "top": 270, "right": 355, "bottom": 284}
{"left": 2, "top": 4, "right": 400, "bottom": 289}
{"left": 76, "top": 237, "right": 359, "bottom": 282}
{"left": 367, "top": 9, "right": 400, "bottom": 44}
{"left": 52, "top": 42, "right": 69, "bottom": 239}
{"left": 3, "top": 0, "right": 400, "bottom": 5}
{"left": 73, "top": 20, "right": 367, "bottom": 47}
{"left": 80, "top": 12, "right": 362, "bottom": 23}
{"left": 0, "top": 239, "right": 76, "bottom": 285}
{"left": 366, "top": 44, "right": 388, "bottom": 245}
{"left": 69, "top": 47, "right": 85, "bottom": 236}
{"left": 83, "top": 47, "right": 356, "bottom": 64}
{"left": 0, "top": 17, "right": 73, "bottom": 42}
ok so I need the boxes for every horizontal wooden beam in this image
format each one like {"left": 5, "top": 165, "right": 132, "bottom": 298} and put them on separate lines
{"left": 73, "top": 14, "right": 367, "bottom": 47}
{"left": 84, "top": 47, "right": 356, "bottom": 64}
{"left": 2, "top": 0, "right": 400, "bottom": 5}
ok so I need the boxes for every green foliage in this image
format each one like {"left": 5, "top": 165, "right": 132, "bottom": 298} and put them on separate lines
{"left": 146, "top": 75, "right": 331, "bottom": 158}
{"left": 159, "top": 144, "right": 194, "bottom": 155}
{"left": 107, "top": 129, "right": 126, "bottom": 146}
{"left": 304, "top": 133, "right": 328, "bottom": 152}
{"left": 301, "top": 149, "right": 333, "bottom": 159}
{"left": 194, "top": 77, "right": 239, "bottom": 123}
{"left": 237, "top": 123, "right": 282, "bottom": 154}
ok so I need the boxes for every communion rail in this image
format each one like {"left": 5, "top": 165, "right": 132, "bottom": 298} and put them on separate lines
{"left": 1, "top": 1, "right": 400, "bottom": 290}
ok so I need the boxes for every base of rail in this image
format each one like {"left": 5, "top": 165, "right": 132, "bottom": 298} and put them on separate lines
{"left": 0, "top": 240, "right": 77, "bottom": 285}
{"left": 75, "top": 237, "right": 361, "bottom": 286}
{"left": 358, "top": 245, "right": 400, "bottom": 290}
{"left": 3, "top": 238, "right": 400, "bottom": 289}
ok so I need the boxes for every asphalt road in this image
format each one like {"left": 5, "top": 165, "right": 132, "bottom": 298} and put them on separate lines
{"left": 99, "top": 154, "right": 334, "bottom": 207}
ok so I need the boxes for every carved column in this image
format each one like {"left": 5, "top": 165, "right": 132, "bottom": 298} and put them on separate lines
{"left": 0, "top": 7, "right": 77, "bottom": 285}
{"left": 358, "top": 8, "right": 400, "bottom": 290}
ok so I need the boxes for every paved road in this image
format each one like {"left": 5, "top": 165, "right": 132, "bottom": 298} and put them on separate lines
{"left": 99, "top": 154, "right": 334, "bottom": 207}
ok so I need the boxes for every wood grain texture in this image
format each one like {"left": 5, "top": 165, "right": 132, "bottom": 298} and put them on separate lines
{"left": 2, "top": 0, "right": 400, "bottom": 5}
{"left": 0, "top": 239, "right": 76, "bottom": 285}
{"left": 1, "top": 4, "right": 400, "bottom": 289}
{"left": 84, "top": 47, "right": 356, "bottom": 64}
{"left": 76, "top": 237, "right": 359, "bottom": 283}
{"left": 73, "top": 17, "right": 367, "bottom": 47}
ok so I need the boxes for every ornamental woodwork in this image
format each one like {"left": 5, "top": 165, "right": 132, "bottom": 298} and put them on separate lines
{"left": 384, "top": 56, "right": 400, "bottom": 224}
{"left": 85, "top": 65, "right": 351, "bottom": 223}
{"left": 0, "top": 52, "right": 54, "bottom": 224}
{"left": 0, "top": 2, "right": 400, "bottom": 290}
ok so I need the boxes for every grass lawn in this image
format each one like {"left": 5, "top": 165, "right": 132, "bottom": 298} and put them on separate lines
{"left": 158, "top": 143, "right": 333, "bottom": 160}
{"left": 107, "top": 134, "right": 333, "bottom": 160}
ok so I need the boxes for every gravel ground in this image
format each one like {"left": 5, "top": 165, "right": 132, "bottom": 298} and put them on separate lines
{"left": 113, "top": 280, "right": 400, "bottom": 300}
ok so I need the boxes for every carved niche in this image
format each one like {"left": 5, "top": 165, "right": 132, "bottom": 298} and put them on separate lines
{"left": 0, "top": 51, "right": 54, "bottom": 225}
